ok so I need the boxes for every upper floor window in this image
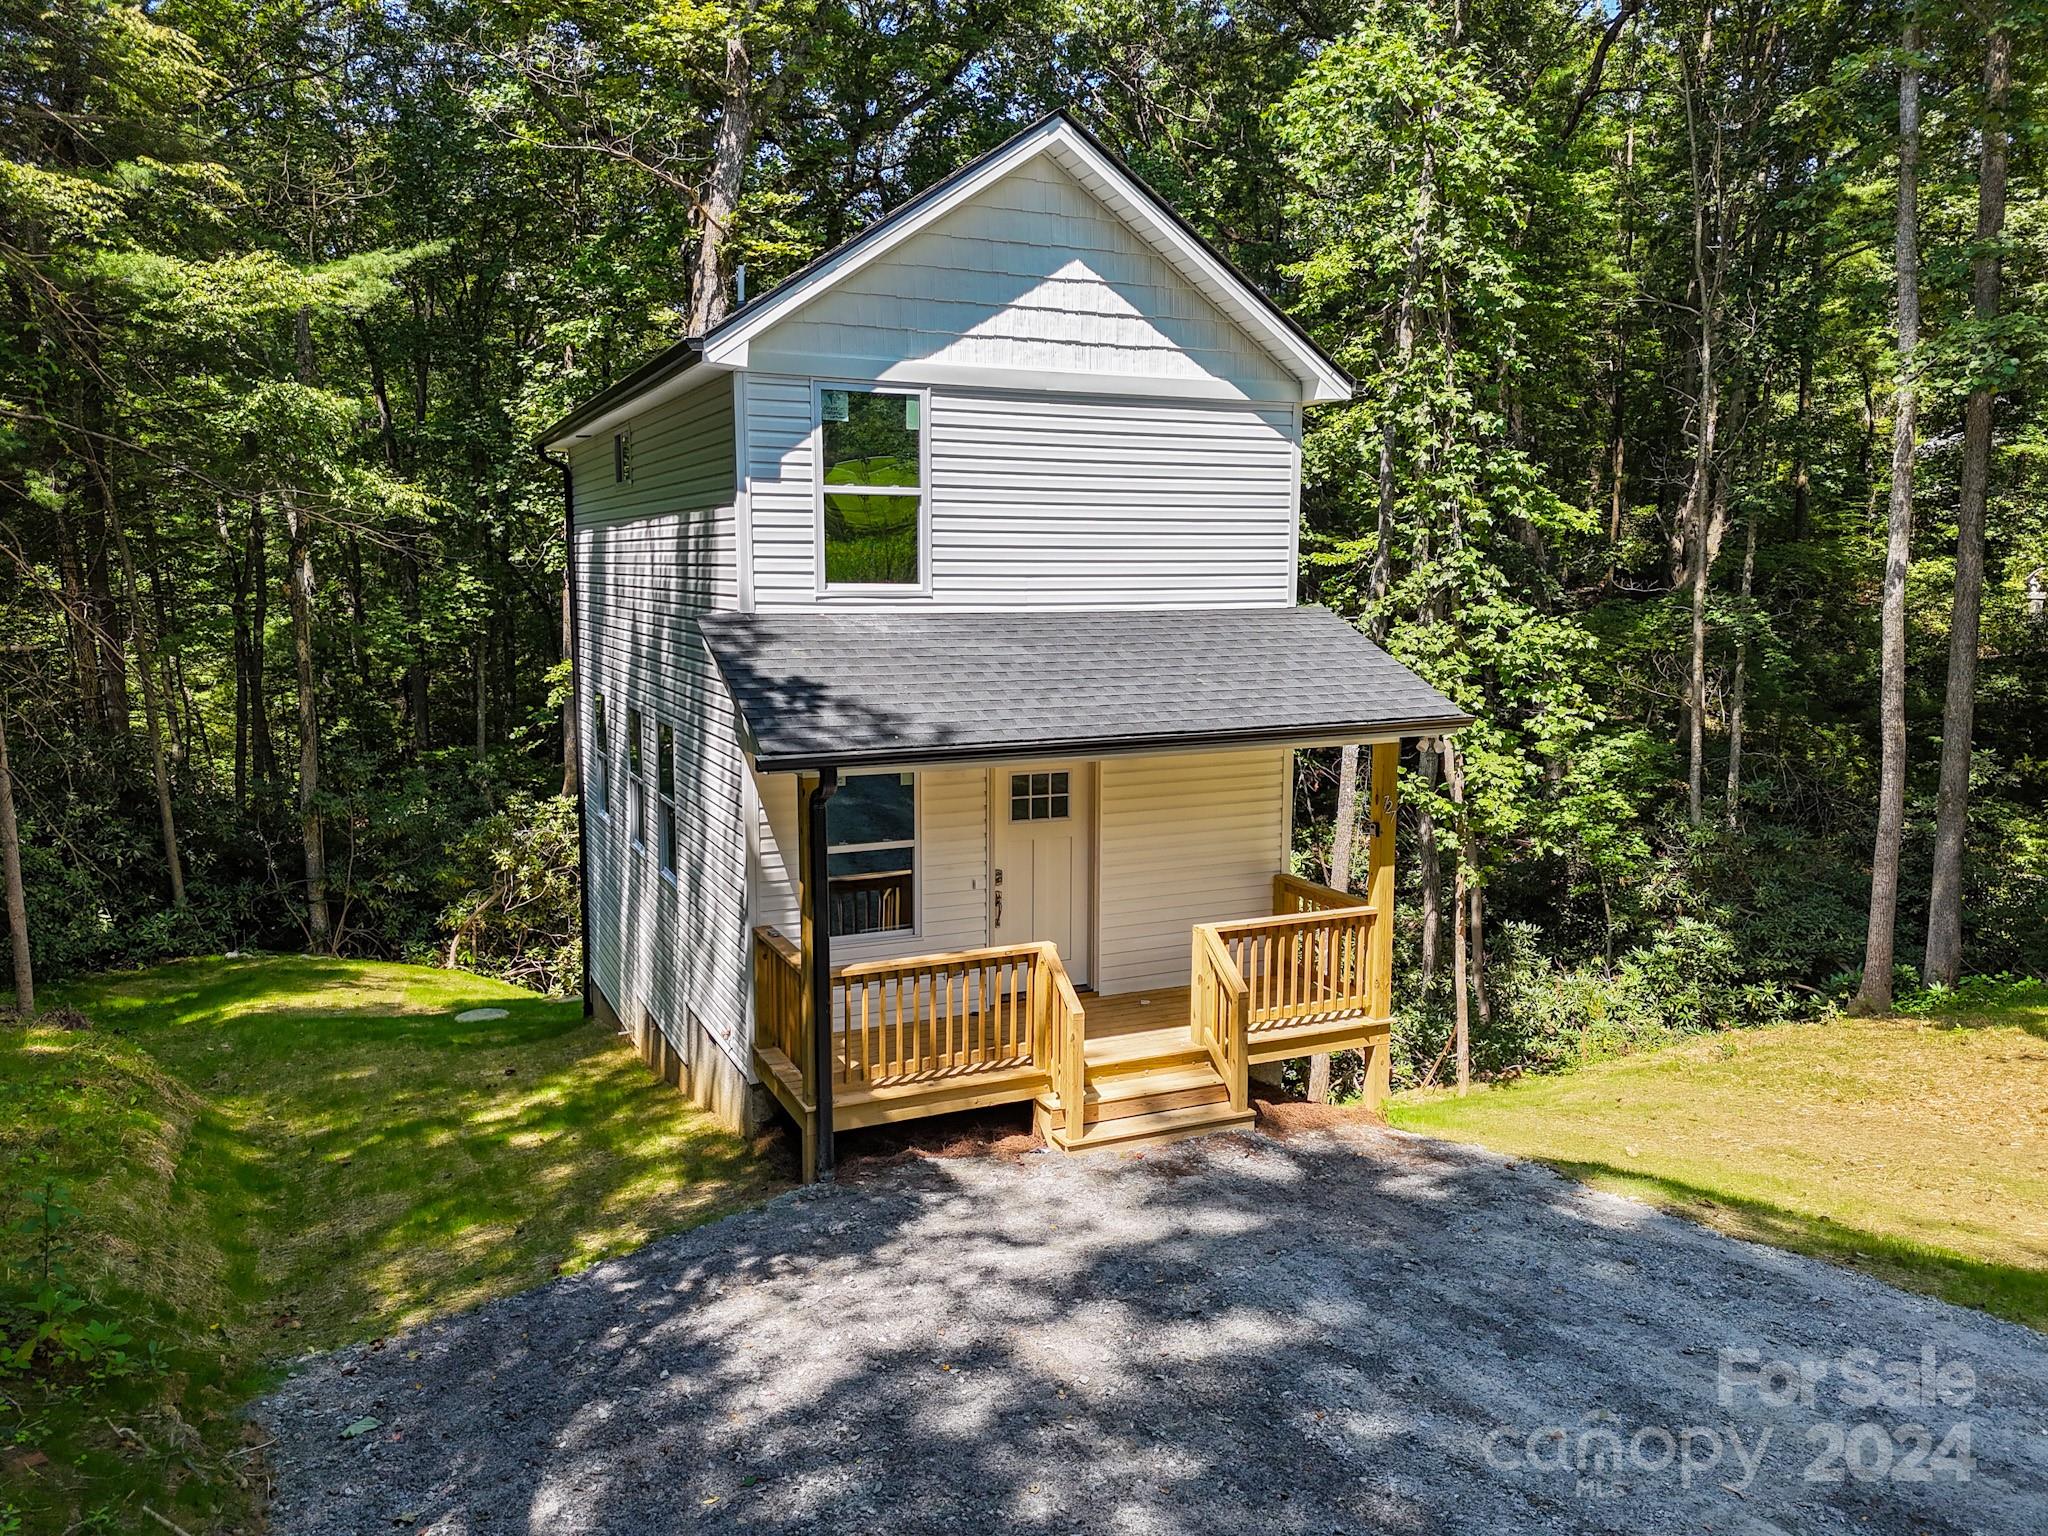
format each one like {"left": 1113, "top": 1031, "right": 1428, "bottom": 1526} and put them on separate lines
{"left": 818, "top": 385, "right": 923, "bottom": 589}
{"left": 591, "top": 691, "right": 610, "bottom": 816}
{"left": 825, "top": 772, "right": 916, "bottom": 937}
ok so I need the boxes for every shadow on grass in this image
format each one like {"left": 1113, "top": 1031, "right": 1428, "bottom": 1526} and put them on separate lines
{"left": 1533, "top": 1155, "right": 2048, "bottom": 1332}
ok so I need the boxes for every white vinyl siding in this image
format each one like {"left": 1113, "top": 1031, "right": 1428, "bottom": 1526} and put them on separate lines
{"left": 572, "top": 377, "right": 749, "bottom": 1075}
{"left": 746, "top": 379, "right": 1298, "bottom": 609}
{"left": 577, "top": 378, "right": 736, "bottom": 528}
{"left": 1096, "top": 748, "right": 1290, "bottom": 995}
{"left": 751, "top": 766, "right": 988, "bottom": 962}
{"left": 743, "top": 155, "right": 1296, "bottom": 402}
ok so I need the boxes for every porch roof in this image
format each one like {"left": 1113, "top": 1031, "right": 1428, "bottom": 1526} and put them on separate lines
{"left": 696, "top": 606, "right": 1472, "bottom": 773}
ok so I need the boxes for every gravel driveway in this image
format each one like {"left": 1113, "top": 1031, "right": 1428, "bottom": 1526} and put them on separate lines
{"left": 260, "top": 1123, "right": 2048, "bottom": 1535}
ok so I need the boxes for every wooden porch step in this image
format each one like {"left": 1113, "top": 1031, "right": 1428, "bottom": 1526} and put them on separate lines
{"left": 1034, "top": 1064, "right": 1229, "bottom": 1127}
{"left": 1082, "top": 1025, "right": 1210, "bottom": 1077}
{"left": 1043, "top": 1098, "right": 1257, "bottom": 1154}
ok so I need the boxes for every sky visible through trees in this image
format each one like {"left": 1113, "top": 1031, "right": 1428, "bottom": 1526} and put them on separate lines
{"left": 1, "top": 0, "right": 2043, "bottom": 1080}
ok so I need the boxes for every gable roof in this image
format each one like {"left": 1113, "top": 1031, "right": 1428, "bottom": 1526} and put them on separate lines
{"left": 696, "top": 607, "right": 1469, "bottom": 773}
{"left": 537, "top": 112, "right": 1350, "bottom": 450}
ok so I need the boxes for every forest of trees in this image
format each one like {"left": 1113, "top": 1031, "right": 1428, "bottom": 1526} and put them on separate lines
{"left": 2, "top": 0, "right": 2042, "bottom": 1085}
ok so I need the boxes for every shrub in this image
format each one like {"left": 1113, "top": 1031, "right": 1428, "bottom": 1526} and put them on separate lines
{"left": 430, "top": 791, "right": 582, "bottom": 996}
{"left": 1393, "top": 917, "right": 1809, "bottom": 1087}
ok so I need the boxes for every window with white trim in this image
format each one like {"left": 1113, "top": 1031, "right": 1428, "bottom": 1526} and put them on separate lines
{"left": 591, "top": 692, "right": 610, "bottom": 816}
{"left": 825, "top": 772, "right": 915, "bottom": 937}
{"left": 626, "top": 705, "right": 645, "bottom": 849}
{"left": 657, "top": 721, "right": 678, "bottom": 878}
{"left": 818, "top": 386, "right": 923, "bottom": 587}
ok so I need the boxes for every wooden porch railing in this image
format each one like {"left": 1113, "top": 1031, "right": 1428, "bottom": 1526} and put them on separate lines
{"left": 753, "top": 926, "right": 808, "bottom": 1102}
{"left": 1273, "top": 871, "right": 1371, "bottom": 917}
{"left": 835, "top": 941, "right": 1046, "bottom": 1088}
{"left": 1190, "top": 924, "right": 1250, "bottom": 1111}
{"left": 752, "top": 927, "right": 1085, "bottom": 1104}
{"left": 1042, "top": 945, "right": 1088, "bottom": 1140}
{"left": 1211, "top": 905, "right": 1378, "bottom": 1031}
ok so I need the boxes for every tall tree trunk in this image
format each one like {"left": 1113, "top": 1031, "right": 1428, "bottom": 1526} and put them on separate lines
{"left": 53, "top": 505, "right": 102, "bottom": 729}
{"left": 1725, "top": 510, "right": 1758, "bottom": 825}
{"left": 1416, "top": 740, "right": 1443, "bottom": 996}
{"left": 1306, "top": 745, "right": 1363, "bottom": 1103}
{"left": 474, "top": 641, "right": 488, "bottom": 762}
{"left": 1854, "top": 13, "right": 1921, "bottom": 1016}
{"left": 1678, "top": 11, "right": 1726, "bottom": 825}
{"left": 285, "top": 496, "right": 330, "bottom": 950}
{"left": 0, "top": 709, "right": 31, "bottom": 1015}
{"left": 1328, "top": 746, "right": 1359, "bottom": 891}
{"left": 83, "top": 504, "right": 130, "bottom": 736}
{"left": 686, "top": 33, "right": 753, "bottom": 336}
{"left": 247, "top": 497, "right": 276, "bottom": 785}
{"left": 1447, "top": 739, "right": 1471, "bottom": 1094}
{"left": 95, "top": 455, "right": 186, "bottom": 907}
{"left": 1925, "top": 21, "right": 2011, "bottom": 988}
{"left": 1468, "top": 879, "right": 1490, "bottom": 1030}
{"left": 1368, "top": 142, "right": 1435, "bottom": 633}
{"left": 215, "top": 502, "right": 251, "bottom": 808}
{"left": 1790, "top": 325, "right": 1815, "bottom": 540}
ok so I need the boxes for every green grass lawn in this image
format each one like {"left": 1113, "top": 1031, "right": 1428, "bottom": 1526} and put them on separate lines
{"left": 1390, "top": 992, "right": 2048, "bottom": 1332}
{"left": 1, "top": 957, "right": 781, "bottom": 1535}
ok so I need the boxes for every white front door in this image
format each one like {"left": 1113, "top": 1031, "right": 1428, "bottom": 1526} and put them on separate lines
{"left": 990, "top": 764, "right": 1094, "bottom": 987}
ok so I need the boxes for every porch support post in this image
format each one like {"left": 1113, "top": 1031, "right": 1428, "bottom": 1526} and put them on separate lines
{"left": 1363, "top": 740, "right": 1400, "bottom": 1111}
{"left": 801, "top": 767, "right": 840, "bottom": 1181}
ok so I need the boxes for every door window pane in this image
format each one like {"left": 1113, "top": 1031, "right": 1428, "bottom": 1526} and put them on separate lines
{"left": 1009, "top": 770, "right": 1071, "bottom": 821}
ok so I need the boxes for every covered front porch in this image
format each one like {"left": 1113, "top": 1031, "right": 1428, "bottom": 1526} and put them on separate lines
{"left": 697, "top": 606, "right": 1468, "bottom": 1180}
{"left": 750, "top": 866, "right": 1395, "bottom": 1171}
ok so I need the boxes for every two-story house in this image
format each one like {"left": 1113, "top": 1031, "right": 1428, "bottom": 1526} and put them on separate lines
{"left": 536, "top": 113, "right": 1469, "bottom": 1180}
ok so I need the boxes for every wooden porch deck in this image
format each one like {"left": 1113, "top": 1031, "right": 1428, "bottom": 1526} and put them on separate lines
{"left": 752, "top": 872, "right": 1394, "bottom": 1171}
{"left": 1081, "top": 985, "right": 1389, "bottom": 1067}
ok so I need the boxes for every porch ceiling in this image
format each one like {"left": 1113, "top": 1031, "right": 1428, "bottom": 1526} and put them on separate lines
{"left": 697, "top": 605, "right": 1472, "bottom": 772}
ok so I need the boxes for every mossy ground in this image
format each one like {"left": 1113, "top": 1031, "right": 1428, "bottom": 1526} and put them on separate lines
{"left": 1, "top": 957, "right": 781, "bottom": 1534}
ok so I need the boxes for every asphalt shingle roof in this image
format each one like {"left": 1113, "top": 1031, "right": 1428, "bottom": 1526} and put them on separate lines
{"left": 696, "top": 607, "right": 1472, "bottom": 771}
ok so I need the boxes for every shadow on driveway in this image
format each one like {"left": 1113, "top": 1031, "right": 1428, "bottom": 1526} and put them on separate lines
{"left": 261, "top": 1125, "right": 2048, "bottom": 1535}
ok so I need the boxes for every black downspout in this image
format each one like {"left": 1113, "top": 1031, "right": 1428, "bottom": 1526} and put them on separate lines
{"left": 806, "top": 767, "right": 840, "bottom": 1179}
{"left": 537, "top": 443, "right": 594, "bottom": 1020}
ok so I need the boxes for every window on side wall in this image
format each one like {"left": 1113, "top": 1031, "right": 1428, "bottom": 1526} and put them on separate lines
{"left": 824, "top": 772, "right": 915, "bottom": 937}
{"left": 626, "top": 706, "right": 645, "bottom": 849}
{"left": 657, "top": 722, "right": 678, "bottom": 878}
{"left": 818, "top": 386, "right": 923, "bottom": 589}
{"left": 591, "top": 692, "right": 610, "bottom": 817}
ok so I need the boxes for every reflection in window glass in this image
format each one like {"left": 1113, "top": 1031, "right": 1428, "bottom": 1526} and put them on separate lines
{"left": 825, "top": 773, "right": 915, "bottom": 936}
{"left": 823, "top": 491, "right": 920, "bottom": 584}
{"left": 626, "top": 707, "right": 645, "bottom": 847}
{"left": 1009, "top": 770, "right": 1071, "bottom": 821}
{"left": 657, "top": 722, "right": 677, "bottom": 876}
{"left": 820, "top": 388, "right": 921, "bottom": 586}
